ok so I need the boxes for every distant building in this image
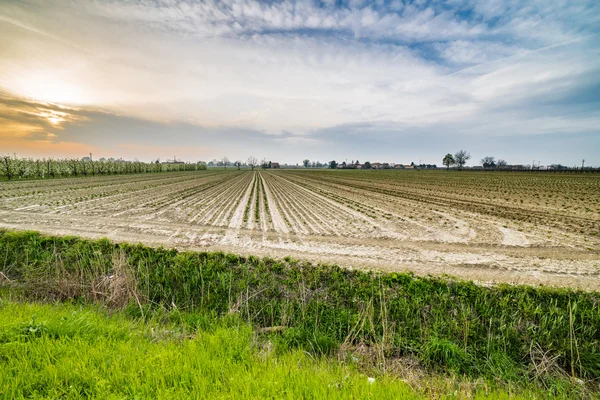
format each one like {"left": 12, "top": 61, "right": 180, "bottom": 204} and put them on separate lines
{"left": 81, "top": 157, "right": 92, "bottom": 162}
{"left": 162, "top": 159, "right": 185, "bottom": 164}
{"left": 272, "top": 162, "right": 280, "bottom": 169}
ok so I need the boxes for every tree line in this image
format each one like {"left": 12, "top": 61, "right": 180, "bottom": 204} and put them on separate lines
{"left": 443, "top": 150, "right": 511, "bottom": 170}
{"left": 0, "top": 156, "right": 205, "bottom": 180}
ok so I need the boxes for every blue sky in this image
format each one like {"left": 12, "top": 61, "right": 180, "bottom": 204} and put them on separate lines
{"left": 1, "top": 0, "right": 599, "bottom": 166}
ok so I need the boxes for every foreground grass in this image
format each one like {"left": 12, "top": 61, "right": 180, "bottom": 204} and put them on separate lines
{"left": 0, "top": 300, "right": 416, "bottom": 399}
{"left": 1, "top": 229, "right": 599, "bottom": 398}
{"left": 0, "top": 300, "right": 581, "bottom": 399}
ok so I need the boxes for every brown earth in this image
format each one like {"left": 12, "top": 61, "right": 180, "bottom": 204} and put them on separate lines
{"left": 1, "top": 170, "right": 598, "bottom": 290}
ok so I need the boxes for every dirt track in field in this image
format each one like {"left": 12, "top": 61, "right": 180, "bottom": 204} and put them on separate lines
{"left": 1, "top": 170, "right": 599, "bottom": 290}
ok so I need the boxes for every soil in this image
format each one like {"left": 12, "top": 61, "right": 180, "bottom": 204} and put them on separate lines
{"left": 1, "top": 170, "right": 598, "bottom": 290}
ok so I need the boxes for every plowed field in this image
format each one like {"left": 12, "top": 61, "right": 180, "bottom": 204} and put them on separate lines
{"left": 2, "top": 170, "right": 599, "bottom": 289}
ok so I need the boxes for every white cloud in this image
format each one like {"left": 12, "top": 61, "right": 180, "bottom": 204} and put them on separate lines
{"left": 0, "top": 0, "right": 598, "bottom": 164}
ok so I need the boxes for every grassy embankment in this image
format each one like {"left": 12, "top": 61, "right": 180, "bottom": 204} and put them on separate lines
{"left": 1, "top": 230, "right": 599, "bottom": 398}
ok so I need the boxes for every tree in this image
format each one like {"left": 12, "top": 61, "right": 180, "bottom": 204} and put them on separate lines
{"left": 222, "top": 156, "right": 229, "bottom": 170}
{"left": 454, "top": 150, "right": 471, "bottom": 170}
{"left": 363, "top": 161, "right": 372, "bottom": 169}
{"left": 329, "top": 160, "right": 338, "bottom": 169}
{"left": 1, "top": 155, "right": 13, "bottom": 180}
{"left": 443, "top": 153, "right": 455, "bottom": 170}
{"left": 497, "top": 159, "right": 507, "bottom": 168}
{"left": 235, "top": 160, "right": 242, "bottom": 170}
{"left": 303, "top": 159, "right": 310, "bottom": 168}
{"left": 247, "top": 156, "right": 258, "bottom": 170}
{"left": 481, "top": 156, "right": 496, "bottom": 169}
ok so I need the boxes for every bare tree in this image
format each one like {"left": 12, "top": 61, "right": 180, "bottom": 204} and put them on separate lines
{"left": 497, "top": 159, "right": 508, "bottom": 168}
{"left": 443, "top": 153, "right": 455, "bottom": 171}
{"left": 247, "top": 156, "right": 258, "bottom": 170}
{"left": 454, "top": 150, "right": 471, "bottom": 170}
{"left": 235, "top": 160, "right": 242, "bottom": 170}
{"left": 222, "top": 156, "right": 229, "bottom": 170}
{"left": 481, "top": 156, "right": 496, "bottom": 169}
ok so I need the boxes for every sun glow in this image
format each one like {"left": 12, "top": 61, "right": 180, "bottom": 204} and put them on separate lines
{"left": 35, "top": 109, "right": 69, "bottom": 127}
{"left": 46, "top": 115, "right": 63, "bottom": 125}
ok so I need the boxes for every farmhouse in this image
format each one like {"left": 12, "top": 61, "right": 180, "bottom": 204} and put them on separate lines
{"left": 272, "top": 162, "right": 280, "bottom": 169}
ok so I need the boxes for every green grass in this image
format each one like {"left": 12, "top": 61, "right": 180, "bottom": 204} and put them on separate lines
{"left": 0, "top": 301, "right": 419, "bottom": 399}
{"left": 1, "top": 301, "right": 587, "bottom": 399}
{"left": 1, "top": 229, "right": 599, "bottom": 398}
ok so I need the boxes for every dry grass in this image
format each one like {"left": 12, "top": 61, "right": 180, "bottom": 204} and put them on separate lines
{"left": 92, "top": 251, "right": 140, "bottom": 308}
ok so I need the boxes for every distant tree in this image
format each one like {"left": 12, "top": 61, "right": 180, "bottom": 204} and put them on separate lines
{"left": 454, "top": 150, "right": 471, "bottom": 170}
{"left": 481, "top": 156, "right": 496, "bottom": 169}
{"left": 443, "top": 153, "right": 455, "bottom": 170}
{"left": 247, "top": 156, "right": 258, "bottom": 170}
{"left": 1, "top": 155, "right": 13, "bottom": 180}
{"left": 497, "top": 159, "right": 508, "bottom": 168}
{"left": 549, "top": 164, "right": 567, "bottom": 170}
{"left": 303, "top": 159, "right": 310, "bottom": 168}
{"left": 329, "top": 160, "right": 338, "bottom": 169}
{"left": 363, "top": 161, "right": 372, "bottom": 169}
{"left": 235, "top": 160, "right": 242, "bottom": 170}
{"left": 268, "top": 161, "right": 272, "bottom": 169}
{"left": 222, "top": 156, "right": 229, "bottom": 170}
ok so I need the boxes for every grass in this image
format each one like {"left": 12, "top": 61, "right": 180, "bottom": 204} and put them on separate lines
{"left": 2, "top": 300, "right": 591, "bottom": 399}
{"left": 0, "top": 301, "right": 419, "bottom": 399}
{"left": 1, "top": 229, "right": 599, "bottom": 398}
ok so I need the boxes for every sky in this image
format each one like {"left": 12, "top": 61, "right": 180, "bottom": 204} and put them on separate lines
{"left": 1, "top": 0, "right": 599, "bottom": 166}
